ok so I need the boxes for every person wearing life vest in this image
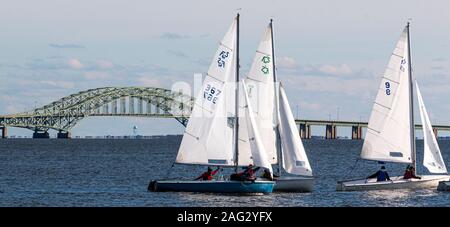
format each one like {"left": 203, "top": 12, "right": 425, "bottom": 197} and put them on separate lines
{"left": 403, "top": 165, "right": 421, "bottom": 180}
{"left": 195, "top": 166, "right": 220, "bottom": 181}
{"left": 242, "top": 164, "right": 260, "bottom": 180}
{"left": 367, "top": 165, "right": 391, "bottom": 182}
{"left": 230, "top": 164, "right": 260, "bottom": 181}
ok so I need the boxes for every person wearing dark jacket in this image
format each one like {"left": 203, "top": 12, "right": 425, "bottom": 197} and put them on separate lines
{"left": 367, "top": 166, "right": 391, "bottom": 182}
{"left": 403, "top": 165, "right": 421, "bottom": 180}
{"left": 195, "top": 167, "right": 220, "bottom": 181}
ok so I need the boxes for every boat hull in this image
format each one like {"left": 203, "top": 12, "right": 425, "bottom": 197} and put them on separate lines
{"left": 437, "top": 181, "right": 450, "bottom": 191}
{"left": 273, "top": 176, "right": 315, "bottom": 192}
{"left": 148, "top": 180, "right": 275, "bottom": 194}
{"left": 336, "top": 175, "right": 450, "bottom": 191}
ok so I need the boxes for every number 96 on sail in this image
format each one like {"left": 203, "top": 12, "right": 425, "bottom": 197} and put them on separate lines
{"left": 203, "top": 83, "right": 222, "bottom": 105}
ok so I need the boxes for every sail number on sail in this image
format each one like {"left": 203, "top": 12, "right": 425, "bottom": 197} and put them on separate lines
{"left": 217, "top": 51, "right": 230, "bottom": 68}
{"left": 400, "top": 59, "right": 406, "bottom": 72}
{"left": 204, "top": 84, "right": 221, "bottom": 104}
{"left": 261, "top": 56, "right": 270, "bottom": 75}
{"left": 385, "top": 82, "right": 391, "bottom": 95}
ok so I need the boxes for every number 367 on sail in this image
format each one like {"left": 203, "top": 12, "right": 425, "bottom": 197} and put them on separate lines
{"left": 203, "top": 84, "right": 221, "bottom": 104}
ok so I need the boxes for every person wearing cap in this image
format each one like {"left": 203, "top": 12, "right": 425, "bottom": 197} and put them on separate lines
{"left": 403, "top": 165, "right": 421, "bottom": 180}
{"left": 194, "top": 166, "right": 220, "bottom": 181}
{"left": 367, "top": 165, "right": 391, "bottom": 182}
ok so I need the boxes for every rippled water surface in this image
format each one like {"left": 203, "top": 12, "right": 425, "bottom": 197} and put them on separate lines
{"left": 1, "top": 137, "right": 450, "bottom": 206}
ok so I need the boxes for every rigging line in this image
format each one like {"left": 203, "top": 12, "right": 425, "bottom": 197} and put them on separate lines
{"left": 164, "top": 161, "right": 176, "bottom": 180}
{"left": 346, "top": 157, "right": 361, "bottom": 177}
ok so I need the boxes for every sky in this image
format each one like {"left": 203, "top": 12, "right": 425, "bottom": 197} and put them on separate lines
{"left": 1, "top": 0, "right": 450, "bottom": 137}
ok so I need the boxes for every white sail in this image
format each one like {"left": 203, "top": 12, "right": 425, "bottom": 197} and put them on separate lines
{"left": 278, "top": 84, "right": 312, "bottom": 176}
{"left": 242, "top": 81, "right": 273, "bottom": 174}
{"left": 416, "top": 82, "right": 447, "bottom": 173}
{"left": 245, "top": 24, "right": 278, "bottom": 164}
{"left": 237, "top": 82, "right": 254, "bottom": 166}
{"left": 176, "top": 18, "right": 237, "bottom": 166}
{"left": 361, "top": 27, "right": 413, "bottom": 163}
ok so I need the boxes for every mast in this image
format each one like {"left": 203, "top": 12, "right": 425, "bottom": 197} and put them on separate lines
{"left": 270, "top": 19, "right": 283, "bottom": 176}
{"left": 406, "top": 22, "right": 416, "bottom": 174}
{"left": 234, "top": 13, "right": 240, "bottom": 173}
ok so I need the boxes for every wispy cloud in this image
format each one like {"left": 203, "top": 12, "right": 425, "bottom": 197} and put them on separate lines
{"left": 95, "top": 60, "right": 114, "bottom": 69}
{"left": 167, "top": 50, "right": 189, "bottom": 58}
{"left": 277, "top": 56, "right": 298, "bottom": 69}
{"left": 432, "top": 57, "right": 446, "bottom": 62}
{"left": 40, "top": 80, "right": 75, "bottom": 89}
{"left": 84, "top": 71, "right": 110, "bottom": 80}
{"left": 67, "top": 58, "right": 84, "bottom": 69}
{"left": 160, "top": 32, "right": 190, "bottom": 40}
{"left": 49, "top": 43, "right": 85, "bottom": 49}
{"left": 137, "top": 76, "right": 162, "bottom": 87}
{"left": 318, "top": 64, "right": 352, "bottom": 75}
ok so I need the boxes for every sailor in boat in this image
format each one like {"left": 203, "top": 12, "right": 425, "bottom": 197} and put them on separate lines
{"left": 194, "top": 166, "right": 221, "bottom": 181}
{"left": 366, "top": 165, "right": 391, "bottom": 182}
{"left": 261, "top": 169, "right": 278, "bottom": 181}
{"left": 230, "top": 164, "right": 261, "bottom": 181}
{"left": 403, "top": 165, "right": 421, "bottom": 180}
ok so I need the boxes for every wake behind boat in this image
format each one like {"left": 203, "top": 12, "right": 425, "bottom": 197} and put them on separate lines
{"left": 148, "top": 14, "right": 274, "bottom": 194}
{"left": 336, "top": 22, "right": 449, "bottom": 192}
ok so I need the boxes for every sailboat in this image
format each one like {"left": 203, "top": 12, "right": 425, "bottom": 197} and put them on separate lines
{"left": 245, "top": 20, "right": 314, "bottom": 192}
{"left": 336, "top": 22, "right": 449, "bottom": 191}
{"left": 148, "top": 14, "right": 275, "bottom": 194}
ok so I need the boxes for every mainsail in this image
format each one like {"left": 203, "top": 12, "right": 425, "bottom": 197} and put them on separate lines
{"left": 278, "top": 84, "right": 312, "bottom": 176}
{"left": 416, "top": 82, "right": 448, "bottom": 173}
{"left": 176, "top": 18, "right": 237, "bottom": 166}
{"left": 361, "top": 26, "right": 413, "bottom": 163}
{"left": 245, "top": 24, "right": 278, "bottom": 164}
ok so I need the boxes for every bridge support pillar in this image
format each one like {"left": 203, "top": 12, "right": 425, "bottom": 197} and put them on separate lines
{"left": 57, "top": 131, "right": 71, "bottom": 139}
{"left": 325, "top": 124, "right": 336, "bottom": 139}
{"left": 351, "top": 126, "right": 362, "bottom": 140}
{"left": 433, "top": 128, "right": 438, "bottom": 138}
{"left": 33, "top": 130, "right": 50, "bottom": 139}
{"left": 299, "top": 123, "right": 311, "bottom": 139}
{"left": 1, "top": 127, "right": 7, "bottom": 139}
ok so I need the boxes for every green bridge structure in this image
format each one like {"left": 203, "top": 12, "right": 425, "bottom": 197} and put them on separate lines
{"left": 1, "top": 87, "right": 449, "bottom": 139}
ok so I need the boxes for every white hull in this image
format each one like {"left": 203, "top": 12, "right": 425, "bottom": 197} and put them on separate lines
{"left": 437, "top": 181, "right": 450, "bottom": 191}
{"left": 273, "top": 176, "right": 315, "bottom": 192}
{"left": 337, "top": 175, "right": 450, "bottom": 191}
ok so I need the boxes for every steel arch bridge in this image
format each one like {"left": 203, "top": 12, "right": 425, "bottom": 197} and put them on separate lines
{"left": 0, "top": 87, "right": 194, "bottom": 135}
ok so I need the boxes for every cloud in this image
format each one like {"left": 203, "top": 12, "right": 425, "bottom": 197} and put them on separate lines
{"left": 160, "top": 32, "right": 190, "bottom": 40}
{"left": 40, "top": 80, "right": 75, "bottom": 89}
{"left": 430, "top": 66, "right": 444, "bottom": 70}
{"left": 67, "top": 58, "right": 84, "bottom": 69}
{"left": 318, "top": 64, "right": 352, "bottom": 75}
{"left": 299, "top": 101, "right": 322, "bottom": 111}
{"left": 137, "top": 76, "right": 162, "bottom": 87}
{"left": 84, "top": 71, "right": 110, "bottom": 80}
{"left": 96, "top": 60, "right": 114, "bottom": 69}
{"left": 277, "top": 56, "right": 298, "bottom": 69}
{"left": 49, "top": 43, "right": 85, "bottom": 49}
{"left": 432, "top": 57, "right": 446, "bottom": 62}
{"left": 167, "top": 50, "right": 189, "bottom": 58}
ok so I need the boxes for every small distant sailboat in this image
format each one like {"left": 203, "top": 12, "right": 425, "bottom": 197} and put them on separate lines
{"left": 337, "top": 22, "right": 449, "bottom": 191}
{"left": 245, "top": 20, "right": 314, "bottom": 192}
{"left": 148, "top": 14, "right": 275, "bottom": 194}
